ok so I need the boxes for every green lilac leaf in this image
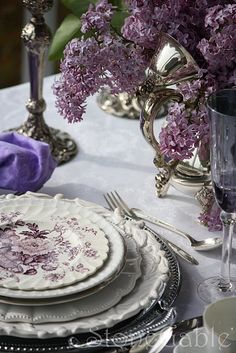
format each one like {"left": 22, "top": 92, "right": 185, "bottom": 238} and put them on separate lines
{"left": 48, "top": 14, "right": 82, "bottom": 61}
{"left": 61, "top": 0, "right": 97, "bottom": 17}
{"left": 111, "top": 10, "right": 129, "bottom": 33}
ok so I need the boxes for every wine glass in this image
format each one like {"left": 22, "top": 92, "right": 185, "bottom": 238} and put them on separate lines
{"left": 198, "top": 88, "right": 236, "bottom": 303}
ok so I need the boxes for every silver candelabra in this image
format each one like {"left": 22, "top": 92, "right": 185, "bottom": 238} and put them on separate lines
{"left": 10, "top": 0, "right": 78, "bottom": 164}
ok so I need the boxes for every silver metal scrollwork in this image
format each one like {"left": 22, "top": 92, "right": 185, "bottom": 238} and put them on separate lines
{"left": 140, "top": 32, "right": 210, "bottom": 197}
{"left": 97, "top": 88, "right": 141, "bottom": 119}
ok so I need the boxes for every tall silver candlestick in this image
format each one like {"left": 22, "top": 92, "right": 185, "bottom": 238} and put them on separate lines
{"left": 11, "top": 0, "right": 77, "bottom": 164}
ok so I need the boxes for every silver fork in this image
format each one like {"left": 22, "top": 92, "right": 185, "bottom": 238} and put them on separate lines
{"left": 104, "top": 192, "right": 199, "bottom": 265}
{"left": 104, "top": 192, "right": 222, "bottom": 252}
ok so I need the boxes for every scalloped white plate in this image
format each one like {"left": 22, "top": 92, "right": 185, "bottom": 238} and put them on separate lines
{"left": 0, "top": 198, "right": 109, "bottom": 290}
{"left": 0, "top": 193, "right": 169, "bottom": 338}
{"left": 0, "top": 197, "right": 125, "bottom": 296}
{"left": 0, "top": 236, "right": 141, "bottom": 323}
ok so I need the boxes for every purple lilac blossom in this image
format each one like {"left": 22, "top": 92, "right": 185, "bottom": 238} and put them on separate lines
{"left": 125, "top": 1, "right": 236, "bottom": 162}
{"left": 54, "top": 0, "right": 235, "bottom": 149}
{"left": 159, "top": 103, "right": 197, "bottom": 161}
{"left": 199, "top": 202, "right": 222, "bottom": 232}
{"left": 121, "top": 1, "right": 234, "bottom": 232}
{"left": 80, "top": 0, "right": 114, "bottom": 33}
{"left": 159, "top": 78, "right": 210, "bottom": 161}
{"left": 53, "top": 4, "right": 235, "bottom": 244}
{"left": 53, "top": 35, "right": 148, "bottom": 123}
{"left": 53, "top": 0, "right": 148, "bottom": 123}
{"left": 52, "top": 0, "right": 236, "bottom": 230}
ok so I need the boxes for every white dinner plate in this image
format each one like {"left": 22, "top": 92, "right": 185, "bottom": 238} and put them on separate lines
{"left": 0, "top": 193, "right": 170, "bottom": 338}
{"left": 0, "top": 196, "right": 125, "bottom": 297}
{"left": 0, "top": 236, "right": 141, "bottom": 323}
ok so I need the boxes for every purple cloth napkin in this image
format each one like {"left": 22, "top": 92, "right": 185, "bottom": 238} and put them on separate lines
{"left": 0, "top": 132, "right": 57, "bottom": 192}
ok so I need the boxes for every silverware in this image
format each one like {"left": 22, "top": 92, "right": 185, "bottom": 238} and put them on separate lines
{"left": 104, "top": 192, "right": 198, "bottom": 265}
{"left": 105, "top": 192, "right": 222, "bottom": 252}
{"left": 129, "top": 315, "right": 203, "bottom": 353}
{"left": 145, "top": 225, "right": 199, "bottom": 265}
{"left": 132, "top": 208, "right": 222, "bottom": 251}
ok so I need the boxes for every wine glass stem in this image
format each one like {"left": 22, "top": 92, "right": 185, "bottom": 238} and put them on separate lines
{"left": 219, "top": 211, "right": 236, "bottom": 292}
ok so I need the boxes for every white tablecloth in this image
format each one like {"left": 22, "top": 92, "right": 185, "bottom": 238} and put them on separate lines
{"left": 0, "top": 75, "right": 229, "bottom": 352}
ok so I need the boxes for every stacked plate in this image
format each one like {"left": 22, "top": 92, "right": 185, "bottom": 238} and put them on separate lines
{"left": 0, "top": 193, "right": 170, "bottom": 339}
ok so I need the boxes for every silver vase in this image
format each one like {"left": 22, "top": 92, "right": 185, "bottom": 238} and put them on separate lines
{"left": 140, "top": 32, "right": 210, "bottom": 197}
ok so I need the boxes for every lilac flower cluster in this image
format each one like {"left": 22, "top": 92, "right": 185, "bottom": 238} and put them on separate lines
{"left": 80, "top": 0, "right": 114, "bottom": 33}
{"left": 53, "top": 0, "right": 235, "bottom": 230}
{"left": 159, "top": 79, "right": 210, "bottom": 161}
{"left": 159, "top": 103, "right": 197, "bottom": 161}
{"left": 199, "top": 202, "right": 222, "bottom": 232}
{"left": 53, "top": 0, "right": 148, "bottom": 123}
{"left": 54, "top": 0, "right": 235, "bottom": 127}
{"left": 122, "top": 1, "right": 236, "bottom": 161}
{"left": 198, "top": 5, "right": 236, "bottom": 77}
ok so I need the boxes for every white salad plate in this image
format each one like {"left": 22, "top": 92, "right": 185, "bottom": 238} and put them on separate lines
{"left": 0, "top": 193, "right": 169, "bottom": 338}
{"left": 174, "top": 327, "right": 221, "bottom": 353}
{"left": 0, "top": 236, "right": 141, "bottom": 323}
{"left": 0, "top": 196, "right": 125, "bottom": 297}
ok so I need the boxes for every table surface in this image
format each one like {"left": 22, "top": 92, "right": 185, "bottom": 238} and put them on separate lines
{"left": 0, "top": 75, "right": 230, "bottom": 352}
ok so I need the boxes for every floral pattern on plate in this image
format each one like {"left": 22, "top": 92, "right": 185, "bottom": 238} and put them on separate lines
{"left": 0, "top": 210, "right": 109, "bottom": 291}
{"left": 0, "top": 193, "right": 170, "bottom": 338}
{"left": 0, "top": 237, "right": 141, "bottom": 323}
{"left": 0, "top": 195, "right": 125, "bottom": 299}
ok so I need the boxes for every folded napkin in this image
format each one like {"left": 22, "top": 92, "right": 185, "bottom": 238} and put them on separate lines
{"left": 0, "top": 132, "right": 57, "bottom": 192}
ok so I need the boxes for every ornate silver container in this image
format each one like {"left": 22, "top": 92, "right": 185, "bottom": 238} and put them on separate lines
{"left": 140, "top": 32, "right": 210, "bottom": 197}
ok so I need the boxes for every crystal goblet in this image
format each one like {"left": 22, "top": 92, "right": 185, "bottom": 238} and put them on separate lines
{"left": 198, "top": 89, "right": 236, "bottom": 303}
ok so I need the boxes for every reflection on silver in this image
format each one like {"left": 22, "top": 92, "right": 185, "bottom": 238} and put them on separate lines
{"left": 97, "top": 88, "right": 141, "bottom": 119}
{"left": 140, "top": 32, "right": 210, "bottom": 196}
{"left": 9, "top": 0, "right": 77, "bottom": 165}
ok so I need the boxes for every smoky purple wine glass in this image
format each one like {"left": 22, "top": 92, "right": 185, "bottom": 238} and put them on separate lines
{"left": 198, "top": 89, "right": 236, "bottom": 303}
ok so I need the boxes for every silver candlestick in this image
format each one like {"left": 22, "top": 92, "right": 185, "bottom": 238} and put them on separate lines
{"left": 11, "top": 0, "right": 78, "bottom": 164}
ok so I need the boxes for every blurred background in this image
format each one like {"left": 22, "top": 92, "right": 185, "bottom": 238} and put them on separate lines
{"left": 0, "top": 0, "right": 66, "bottom": 89}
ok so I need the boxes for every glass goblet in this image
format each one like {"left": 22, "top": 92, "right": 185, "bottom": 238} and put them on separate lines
{"left": 198, "top": 88, "right": 236, "bottom": 303}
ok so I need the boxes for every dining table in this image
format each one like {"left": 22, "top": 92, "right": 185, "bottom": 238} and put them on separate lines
{"left": 0, "top": 75, "right": 231, "bottom": 353}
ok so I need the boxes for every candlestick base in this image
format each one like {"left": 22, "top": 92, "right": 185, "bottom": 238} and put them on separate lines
{"left": 9, "top": 122, "right": 78, "bottom": 165}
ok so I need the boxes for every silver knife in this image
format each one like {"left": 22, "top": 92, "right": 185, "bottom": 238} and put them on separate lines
{"left": 129, "top": 315, "right": 203, "bottom": 353}
{"left": 117, "top": 212, "right": 199, "bottom": 265}
{"left": 144, "top": 223, "right": 199, "bottom": 265}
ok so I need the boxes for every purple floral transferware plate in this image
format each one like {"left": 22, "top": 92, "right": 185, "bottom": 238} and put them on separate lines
{"left": 0, "top": 195, "right": 125, "bottom": 297}
{"left": 0, "top": 200, "right": 110, "bottom": 291}
{"left": 0, "top": 193, "right": 169, "bottom": 338}
{"left": 0, "top": 237, "right": 141, "bottom": 323}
